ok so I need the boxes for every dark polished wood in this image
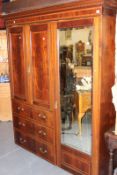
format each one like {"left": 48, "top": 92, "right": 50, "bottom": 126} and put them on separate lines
{"left": 97, "top": 15, "right": 116, "bottom": 175}
{"left": 61, "top": 145, "right": 91, "bottom": 175}
{"left": 15, "top": 130, "right": 36, "bottom": 153}
{"left": 35, "top": 124, "right": 54, "bottom": 145}
{"left": 35, "top": 139, "right": 55, "bottom": 163}
{"left": 13, "top": 114, "right": 55, "bottom": 145}
{"left": 0, "top": 15, "right": 5, "bottom": 29}
{"left": 105, "top": 130, "right": 117, "bottom": 175}
{"left": 32, "top": 108, "right": 55, "bottom": 128}
{"left": 30, "top": 24, "right": 50, "bottom": 108}
{"left": 12, "top": 100, "right": 31, "bottom": 118}
{"left": 4, "top": 0, "right": 117, "bottom": 175}
{"left": 2, "top": 0, "right": 117, "bottom": 15}
{"left": 13, "top": 116, "right": 34, "bottom": 135}
{"left": 8, "top": 27, "right": 27, "bottom": 101}
{"left": 13, "top": 104, "right": 56, "bottom": 163}
{"left": 30, "top": 24, "right": 55, "bottom": 110}
{"left": 4, "top": 7, "right": 102, "bottom": 27}
{"left": 58, "top": 19, "right": 93, "bottom": 29}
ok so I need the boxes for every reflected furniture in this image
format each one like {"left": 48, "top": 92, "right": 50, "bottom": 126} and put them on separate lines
{"left": 75, "top": 40, "right": 85, "bottom": 66}
{"left": 61, "top": 94, "right": 75, "bottom": 130}
{"left": 60, "top": 59, "right": 76, "bottom": 130}
{"left": 77, "top": 91, "right": 91, "bottom": 135}
{"left": 3, "top": 0, "right": 117, "bottom": 175}
{"left": 82, "top": 55, "right": 92, "bottom": 66}
{"left": 74, "top": 66, "right": 91, "bottom": 78}
{"left": 105, "top": 130, "right": 117, "bottom": 175}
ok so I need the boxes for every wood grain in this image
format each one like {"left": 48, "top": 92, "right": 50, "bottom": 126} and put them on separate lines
{"left": 31, "top": 24, "right": 50, "bottom": 107}
{"left": 5, "top": 1, "right": 117, "bottom": 175}
{"left": 8, "top": 27, "right": 27, "bottom": 101}
{"left": 2, "top": 0, "right": 117, "bottom": 15}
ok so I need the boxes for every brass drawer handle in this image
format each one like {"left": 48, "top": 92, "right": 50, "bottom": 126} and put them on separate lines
{"left": 38, "top": 130, "right": 42, "bottom": 134}
{"left": 38, "top": 130, "right": 47, "bottom": 136}
{"left": 38, "top": 114, "right": 42, "bottom": 117}
{"left": 21, "top": 108, "right": 24, "bottom": 112}
{"left": 43, "top": 132, "right": 47, "bottom": 136}
{"left": 18, "top": 122, "right": 22, "bottom": 125}
{"left": 42, "top": 115, "right": 46, "bottom": 119}
{"left": 38, "top": 113, "right": 47, "bottom": 120}
{"left": 17, "top": 106, "right": 21, "bottom": 111}
{"left": 17, "top": 107, "right": 24, "bottom": 112}
{"left": 18, "top": 122, "right": 26, "bottom": 127}
{"left": 19, "top": 137, "right": 27, "bottom": 143}
{"left": 22, "top": 123, "right": 26, "bottom": 127}
{"left": 39, "top": 147, "right": 47, "bottom": 154}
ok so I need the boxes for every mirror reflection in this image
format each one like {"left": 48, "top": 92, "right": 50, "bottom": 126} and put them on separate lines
{"left": 59, "top": 26, "right": 93, "bottom": 154}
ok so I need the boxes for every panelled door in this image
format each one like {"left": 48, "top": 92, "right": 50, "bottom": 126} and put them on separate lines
{"left": 30, "top": 23, "right": 55, "bottom": 110}
{"left": 8, "top": 26, "right": 28, "bottom": 101}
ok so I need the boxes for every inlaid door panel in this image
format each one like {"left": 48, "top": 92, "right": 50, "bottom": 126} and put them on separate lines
{"left": 8, "top": 27, "right": 27, "bottom": 101}
{"left": 30, "top": 24, "right": 54, "bottom": 109}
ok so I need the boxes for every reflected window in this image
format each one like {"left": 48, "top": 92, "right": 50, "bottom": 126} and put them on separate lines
{"left": 59, "top": 26, "right": 93, "bottom": 155}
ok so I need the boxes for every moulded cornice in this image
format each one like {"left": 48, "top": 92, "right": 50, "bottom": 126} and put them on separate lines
{"left": 2, "top": 0, "right": 117, "bottom": 18}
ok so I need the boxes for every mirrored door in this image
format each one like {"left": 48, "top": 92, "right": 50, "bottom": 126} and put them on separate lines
{"left": 58, "top": 20, "right": 93, "bottom": 155}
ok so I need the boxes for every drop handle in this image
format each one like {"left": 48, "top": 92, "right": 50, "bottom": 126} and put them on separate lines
{"left": 38, "top": 130, "right": 47, "bottom": 136}
{"left": 17, "top": 107, "right": 24, "bottom": 112}
{"left": 38, "top": 113, "right": 47, "bottom": 120}
{"left": 18, "top": 122, "right": 22, "bottom": 125}
{"left": 42, "top": 115, "right": 46, "bottom": 119}
{"left": 17, "top": 106, "right": 21, "bottom": 111}
{"left": 39, "top": 147, "right": 48, "bottom": 154}
{"left": 19, "top": 138, "right": 27, "bottom": 143}
{"left": 18, "top": 122, "right": 26, "bottom": 127}
{"left": 22, "top": 123, "right": 26, "bottom": 127}
{"left": 21, "top": 108, "right": 24, "bottom": 112}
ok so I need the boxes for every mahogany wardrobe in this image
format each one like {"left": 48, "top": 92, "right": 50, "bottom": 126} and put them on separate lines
{"left": 3, "top": 0, "right": 117, "bottom": 174}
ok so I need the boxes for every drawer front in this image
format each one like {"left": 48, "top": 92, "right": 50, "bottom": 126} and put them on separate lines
{"left": 35, "top": 124, "right": 54, "bottom": 144}
{"left": 32, "top": 109, "right": 54, "bottom": 128}
{"left": 12, "top": 100, "right": 31, "bottom": 118}
{"left": 15, "top": 130, "right": 35, "bottom": 152}
{"left": 35, "top": 140, "right": 55, "bottom": 163}
{"left": 13, "top": 116, "right": 34, "bottom": 135}
{"left": 62, "top": 151, "right": 90, "bottom": 175}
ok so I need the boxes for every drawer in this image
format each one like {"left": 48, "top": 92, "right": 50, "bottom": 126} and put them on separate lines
{"left": 14, "top": 130, "right": 35, "bottom": 152}
{"left": 32, "top": 109, "right": 54, "bottom": 128}
{"left": 13, "top": 116, "right": 34, "bottom": 135}
{"left": 12, "top": 100, "right": 31, "bottom": 118}
{"left": 61, "top": 145, "right": 91, "bottom": 175}
{"left": 35, "top": 140, "right": 55, "bottom": 163}
{"left": 35, "top": 124, "right": 54, "bottom": 144}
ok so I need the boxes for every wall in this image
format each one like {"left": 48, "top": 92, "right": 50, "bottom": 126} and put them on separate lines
{"left": 0, "top": 30, "right": 8, "bottom": 74}
{"left": 59, "top": 27, "right": 92, "bottom": 50}
{"left": 59, "top": 27, "right": 93, "bottom": 64}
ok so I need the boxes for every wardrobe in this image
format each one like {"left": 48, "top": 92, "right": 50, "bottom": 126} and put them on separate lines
{"left": 3, "top": 0, "right": 117, "bottom": 174}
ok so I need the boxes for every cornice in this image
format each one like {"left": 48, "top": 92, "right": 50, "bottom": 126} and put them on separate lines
{"left": 2, "top": 0, "right": 117, "bottom": 20}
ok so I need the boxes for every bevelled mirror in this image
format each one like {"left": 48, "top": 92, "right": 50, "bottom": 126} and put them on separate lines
{"left": 58, "top": 22, "right": 93, "bottom": 155}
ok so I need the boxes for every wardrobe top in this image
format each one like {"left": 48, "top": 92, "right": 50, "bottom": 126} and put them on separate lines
{"left": 2, "top": 0, "right": 117, "bottom": 15}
